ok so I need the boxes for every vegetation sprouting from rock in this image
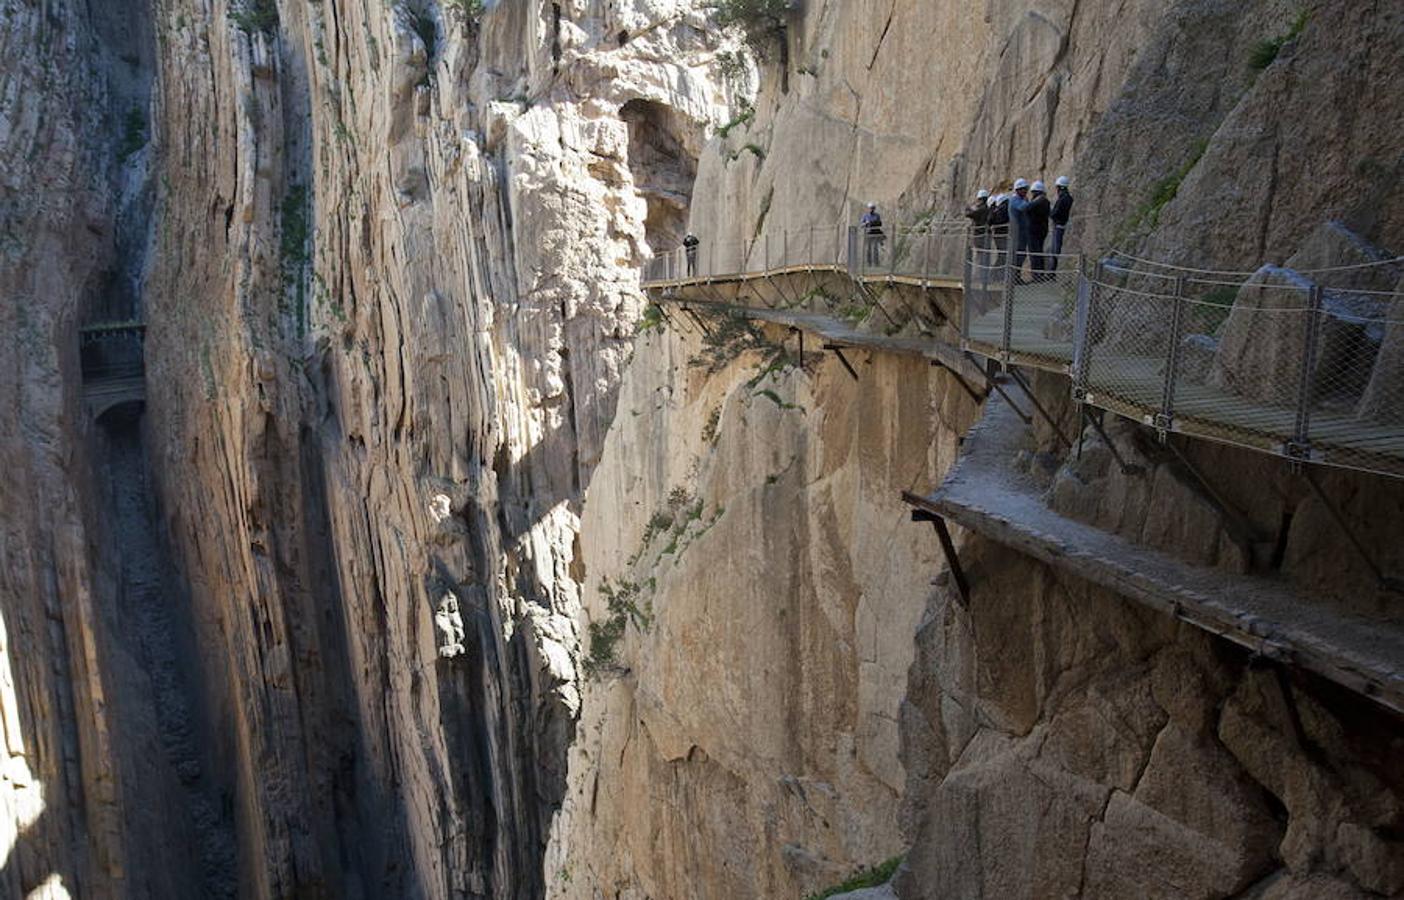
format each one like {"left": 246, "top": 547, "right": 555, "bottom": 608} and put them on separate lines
{"left": 689, "top": 308, "right": 779, "bottom": 373}
{"left": 1120, "top": 138, "right": 1208, "bottom": 238}
{"left": 1249, "top": 10, "right": 1309, "bottom": 70}
{"left": 116, "top": 108, "right": 147, "bottom": 162}
{"left": 585, "top": 579, "right": 651, "bottom": 678}
{"left": 805, "top": 855, "right": 904, "bottom": 900}
{"left": 229, "top": 0, "right": 279, "bottom": 35}
{"left": 712, "top": 0, "right": 793, "bottom": 58}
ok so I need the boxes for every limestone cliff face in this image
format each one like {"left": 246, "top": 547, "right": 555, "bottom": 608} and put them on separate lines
{"left": 134, "top": 0, "right": 730, "bottom": 895}
{"left": 556, "top": 0, "right": 1404, "bottom": 898}
{"left": 3, "top": 0, "right": 1403, "bottom": 898}
{"left": 547, "top": 319, "right": 979, "bottom": 896}
{"left": 4, "top": 0, "right": 731, "bottom": 896}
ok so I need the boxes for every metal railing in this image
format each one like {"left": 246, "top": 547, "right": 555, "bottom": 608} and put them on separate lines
{"left": 639, "top": 219, "right": 1404, "bottom": 479}
{"left": 80, "top": 322, "right": 146, "bottom": 382}
{"left": 641, "top": 220, "right": 977, "bottom": 286}
{"left": 1072, "top": 258, "right": 1404, "bottom": 478}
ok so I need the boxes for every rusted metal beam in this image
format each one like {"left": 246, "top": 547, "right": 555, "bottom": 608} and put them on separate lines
{"left": 902, "top": 490, "right": 971, "bottom": 608}
{"left": 1006, "top": 367, "right": 1072, "bottom": 448}
{"left": 931, "top": 359, "right": 986, "bottom": 405}
{"left": 823, "top": 343, "right": 859, "bottom": 380}
{"left": 1302, "top": 468, "right": 1403, "bottom": 594}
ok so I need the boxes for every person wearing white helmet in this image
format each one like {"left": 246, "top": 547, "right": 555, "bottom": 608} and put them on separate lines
{"left": 1008, "top": 178, "right": 1032, "bottom": 280}
{"left": 859, "top": 202, "right": 885, "bottom": 269}
{"left": 1050, "top": 176, "right": 1074, "bottom": 269}
{"left": 965, "top": 188, "right": 993, "bottom": 251}
{"left": 1027, "top": 181, "right": 1052, "bottom": 280}
{"left": 988, "top": 191, "right": 1011, "bottom": 267}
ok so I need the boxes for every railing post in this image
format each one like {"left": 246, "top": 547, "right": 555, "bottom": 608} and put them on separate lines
{"left": 764, "top": 231, "right": 771, "bottom": 272}
{"left": 1291, "top": 284, "right": 1325, "bottom": 462}
{"left": 782, "top": 228, "right": 789, "bottom": 270}
{"left": 807, "top": 225, "right": 814, "bottom": 270}
{"left": 1072, "top": 259, "right": 1097, "bottom": 398}
{"left": 923, "top": 230, "right": 933, "bottom": 286}
{"left": 1159, "top": 275, "right": 1187, "bottom": 434}
{"left": 1002, "top": 242, "right": 1016, "bottom": 362}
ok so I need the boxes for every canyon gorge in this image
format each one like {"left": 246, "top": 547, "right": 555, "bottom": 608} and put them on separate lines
{"left": 1, "top": 0, "right": 1403, "bottom": 898}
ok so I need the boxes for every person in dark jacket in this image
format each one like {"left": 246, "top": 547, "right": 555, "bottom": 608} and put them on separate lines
{"left": 988, "top": 192, "right": 1010, "bottom": 269}
{"left": 1008, "top": 178, "right": 1031, "bottom": 278}
{"left": 1050, "top": 176, "right": 1074, "bottom": 271}
{"left": 965, "top": 189, "right": 991, "bottom": 256}
{"left": 1027, "top": 181, "right": 1052, "bottom": 281}
{"left": 860, "top": 202, "right": 885, "bottom": 269}
{"left": 683, "top": 232, "right": 700, "bottom": 276}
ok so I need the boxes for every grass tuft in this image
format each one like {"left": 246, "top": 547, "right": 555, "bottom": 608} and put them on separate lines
{"left": 805, "top": 855, "right": 904, "bottom": 900}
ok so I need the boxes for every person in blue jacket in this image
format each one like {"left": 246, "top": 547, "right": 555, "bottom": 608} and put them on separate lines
{"left": 1008, "top": 178, "right": 1031, "bottom": 280}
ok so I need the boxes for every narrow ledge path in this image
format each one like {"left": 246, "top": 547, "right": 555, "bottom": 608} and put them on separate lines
{"left": 908, "top": 394, "right": 1404, "bottom": 717}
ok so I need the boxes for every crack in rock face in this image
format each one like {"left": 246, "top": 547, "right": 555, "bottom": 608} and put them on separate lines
{"left": 4, "top": 0, "right": 1404, "bottom": 898}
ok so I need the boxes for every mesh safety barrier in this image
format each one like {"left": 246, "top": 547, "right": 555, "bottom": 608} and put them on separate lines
{"left": 641, "top": 219, "right": 1404, "bottom": 480}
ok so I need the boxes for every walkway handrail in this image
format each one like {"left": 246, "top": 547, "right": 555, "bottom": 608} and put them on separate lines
{"left": 641, "top": 220, "right": 1404, "bottom": 480}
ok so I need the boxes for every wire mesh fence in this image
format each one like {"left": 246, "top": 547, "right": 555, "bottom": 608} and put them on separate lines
{"left": 640, "top": 216, "right": 1404, "bottom": 480}
{"left": 1073, "top": 261, "right": 1404, "bottom": 478}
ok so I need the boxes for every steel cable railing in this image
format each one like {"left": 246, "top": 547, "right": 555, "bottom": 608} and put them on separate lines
{"left": 640, "top": 220, "right": 1404, "bottom": 479}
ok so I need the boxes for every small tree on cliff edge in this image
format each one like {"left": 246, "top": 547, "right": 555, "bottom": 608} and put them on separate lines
{"left": 713, "top": 0, "right": 798, "bottom": 89}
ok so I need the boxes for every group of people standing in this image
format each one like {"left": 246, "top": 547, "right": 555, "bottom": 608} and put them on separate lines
{"left": 965, "top": 177, "right": 1075, "bottom": 281}
{"left": 674, "top": 176, "right": 1075, "bottom": 281}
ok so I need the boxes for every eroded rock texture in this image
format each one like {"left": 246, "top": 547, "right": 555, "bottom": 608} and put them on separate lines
{"left": 2, "top": 0, "right": 1403, "bottom": 898}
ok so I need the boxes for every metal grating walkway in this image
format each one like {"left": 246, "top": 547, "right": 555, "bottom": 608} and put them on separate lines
{"left": 643, "top": 222, "right": 1404, "bottom": 480}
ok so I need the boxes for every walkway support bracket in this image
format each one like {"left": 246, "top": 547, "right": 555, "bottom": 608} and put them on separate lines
{"left": 964, "top": 352, "right": 1032, "bottom": 425}
{"left": 931, "top": 359, "right": 985, "bottom": 405}
{"left": 1302, "top": 468, "right": 1404, "bottom": 594}
{"left": 902, "top": 491, "right": 971, "bottom": 608}
{"left": 1079, "top": 404, "right": 1144, "bottom": 476}
{"left": 1163, "top": 436, "right": 1264, "bottom": 556}
{"left": 791, "top": 326, "right": 804, "bottom": 368}
{"left": 824, "top": 343, "right": 859, "bottom": 381}
{"left": 1006, "top": 367, "right": 1073, "bottom": 448}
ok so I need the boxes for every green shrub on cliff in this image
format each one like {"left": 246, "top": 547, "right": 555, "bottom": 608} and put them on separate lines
{"left": 806, "top": 855, "right": 904, "bottom": 900}
{"left": 230, "top": 0, "right": 278, "bottom": 34}
{"left": 1249, "top": 9, "right": 1309, "bottom": 70}
{"left": 712, "top": 0, "right": 794, "bottom": 58}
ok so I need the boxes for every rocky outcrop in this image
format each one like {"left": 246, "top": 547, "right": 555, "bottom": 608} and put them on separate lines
{"left": 897, "top": 540, "right": 1404, "bottom": 899}
{"left": 546, "top": 312, "right": 981, "bottom": 897}
{"left": 4, "top": 0, "right": 1404, "bottom": 898}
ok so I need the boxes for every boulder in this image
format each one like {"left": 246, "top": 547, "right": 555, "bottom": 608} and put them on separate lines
{"left": 1208, "top": 265, "right": 1316, "bottom": 407}
{"left": 1355, "top": 284, "right": 1404, "bottom": 425}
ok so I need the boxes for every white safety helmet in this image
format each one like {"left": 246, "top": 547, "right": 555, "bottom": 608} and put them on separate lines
{"left": 1013, "top": 177, "right": 1029, "bottom": 190}
{"left": 867, "top": 201, "right": 878, "bottom": 209}
{"left": 1055, "top": 175, "right": 1070, "bottom": 188}
{"left": 976, "top": 189, "right": 990, "bottom": 199}
{"left": 1031, "top": 180, "right": 1046, "bottom": 193}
